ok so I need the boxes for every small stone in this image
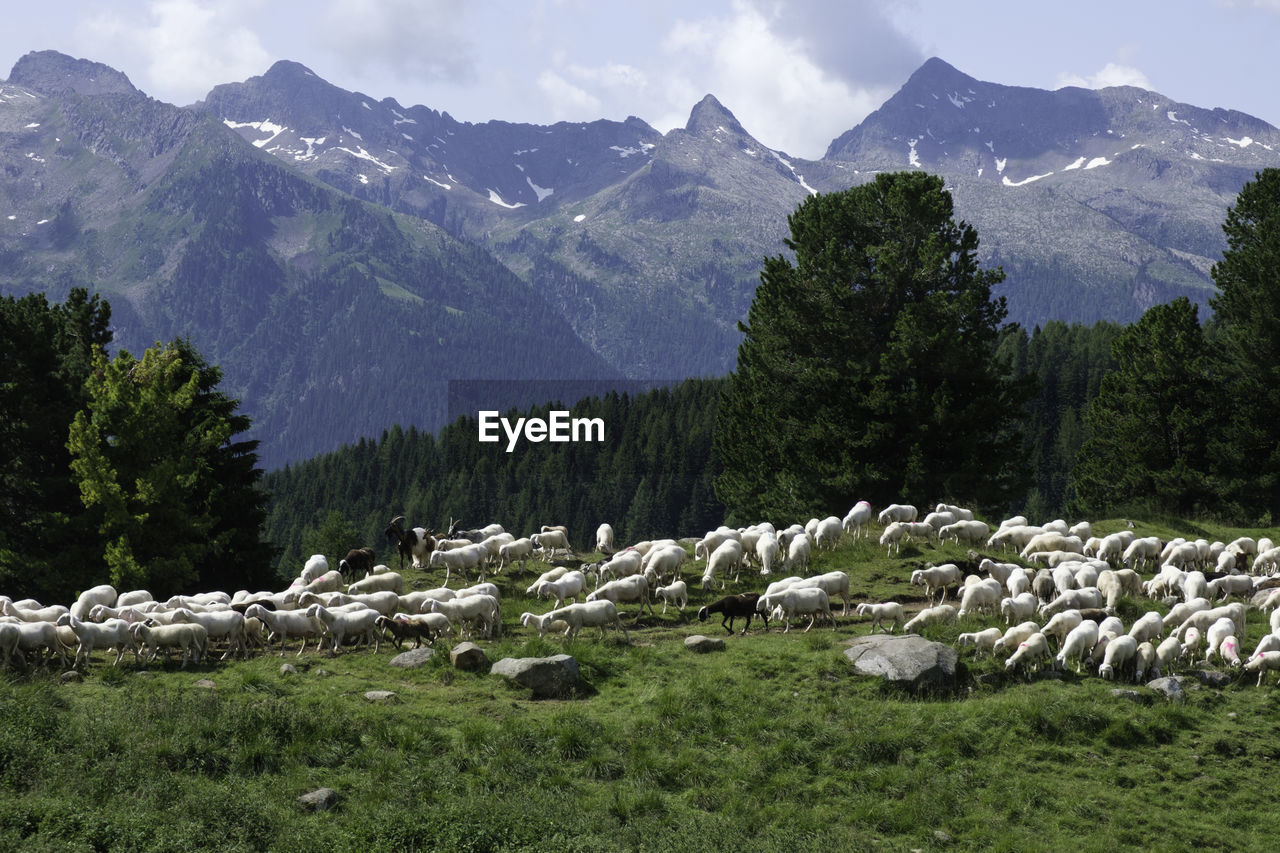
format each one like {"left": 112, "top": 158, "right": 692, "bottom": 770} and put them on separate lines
{"left": 1110, "top": 689, "right": 1149, "bottom": 704}
{"left": 280, "top": 664, "right": 297, "bottom": 676}
{"left": 1147, "top": 676, "right": 1186, "bottom": 702}
{"left": 364, "top": 690, "right": 399, "bottom": 704}
{"left": 298, "top": 788, "right": 339, "bottom": 811}
{"left": 313, "top": 669, "right": 330, "bottom": 678}
{"left": 934, "top": 830, "right": 953, "bottom": 844}
{"left": 1228, "top": 712, "right": 1238, "bottom": 720}
{"left": 193, "top": 679, "right": 216, "bottom": 690}
{"left": 684, "top": 634, "right": 726, "bottom": 653}
{"left": 1195, "top": 670, "right": 1233, "bottom": 688}
{"left": 59, "top": 671, "right": 83, "bottom": 684}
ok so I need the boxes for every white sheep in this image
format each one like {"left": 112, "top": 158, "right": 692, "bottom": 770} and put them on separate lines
{"left": 1207, "top": 574, "right": 1255, "bottom": 602}
{"left": 923, "top": 510, "right": 958, "bottom": 531}
{"left": 169, "top": 608, "right": 248, "bottom": 661}
{"left": 244, "top": 604, "right": 325, "bottom": 656}
{"left": 1126, "top": 611, "right": 1164, "bottom": 645}
{"left": 1098, "top": 634, "right": 1138, "bottom": 681}
{"left": 879, "top": 522, "right": 908, "bottom": 555}
{"left": 694, "top": 529, "right": 738, "bottom": 562}
{"left": 769, "top": 587, "right": 834, "bottom": 633}
{"left": 789, "top": 570, "right": 852, "bottom": 616}
{"left": 70, "top": 584, "right": 117, "bottom": 622}
{"left": 587, "top": 575, "right": 654, "bottom": 616}
{"left": 498, "top": 538, "right": 536, "bottom": 574}
{"left": 130, "top": 622, "right": 208, "bottom": 668}
{"left": 855, "top": 602, "right": 905, "bottom": 633}
{"left": 1205, "top": 617, "right": 1236, "bottom": 663}
{"left": 1219, "top": 635, "right": 1242, "bottom": 668}
{"left": 1055, "top": 620, "right": 1099, "bottom": 673}
{"left": 599, "top": 549, "right": 646, "bottom": 584}
{"left": 654, "top": 581, "right": 689, "bottom": 614}
{"left": 938, "top": 520, "right": 990, "bottom": 546}
{"left": 980, "top": 558, "right": 1020, "bottom": 586}
{"left": 784, "top": 535, "right": 811, "bottom": 576}
{"left": 902, "top": 604, "right": 958, "bottom": 634}
{"left": 522, "top": 600, "right": 629, "bottom": 642}
{"left": 347, "top": 571, "right": 405, "bottom": 596}
{"left": 755, "top": 533, "right": 781, "bottom": 577}
{"left": 1244, "top": 651, "right": 1280, "bottom": 686}
{"left": 814, "top": 516, "right": 843, "bottom": 551}
{"left": 957, "top": 578, "right": 1003, "bottom": 618}
{"left": 999, "top": 592, "right": 1039, "bottom": 625}
{"left": 936, "top": 503, "right": 975, "bottom": 521}
{"left": 1177, "top": 602, "right": 1247, "bottom": 644}
{"left": 910, "top": 564, "right": 963, "bottom": 603}
{"left": 1133, "top": 641, "right": 1158, "bottom": 682}
{"left": 877, "top": 504, "right": 918, "bottom": 524}
{"left": 1004, "top": 631, "right": 1051, "bottom": 676}
{"left": 307, "top": 604, "right": 382, "bottom": 653}
{"left": 429, "top": 594, "right": 501, "bottom": 639}
{"left": 842, "top": 501, "right": 873, "bottom": 538}
{"left": 1153, "top": 635, "right": 1182, "bottom": 679}
{"left": 1041, "top": 609, "right": 1083, "bottom": 647}
{"left": 428, "top": 543, "right": 487, "bottom": 583}
{"left": 530, "top": 529, "right": 573, "bottom": 561}
{"left": 644, "top": 546, "right": 689, "bottom": 585}
{"left": 1180, "top": 626, "right": 1203, "bottom": 662}
{"left": 957, "top": 627, "right": 1003, "bottom": 656}
{"left": 595, "top": 523, "right": 616, "bottom": 555}
{"left": 56, "top": 613, "right": 138, "bottom": 667}
{"left": 532, "top": 571, "right": 587, "bottom": 608}
{"left": 993, "top": 621, "right": 1041, "bottom": 655}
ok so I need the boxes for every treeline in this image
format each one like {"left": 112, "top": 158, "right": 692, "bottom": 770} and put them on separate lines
{"left": 262, "top": 379, "right": 725, "bottom": 575}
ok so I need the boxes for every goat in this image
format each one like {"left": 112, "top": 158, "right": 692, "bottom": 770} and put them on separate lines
{"left": 385, "top": 516, "right": 435, "bottom": 570}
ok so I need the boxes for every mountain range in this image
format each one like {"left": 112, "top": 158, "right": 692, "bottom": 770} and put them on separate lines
{"left": 2, "top": 50, "right": 1277, "bottom": 468}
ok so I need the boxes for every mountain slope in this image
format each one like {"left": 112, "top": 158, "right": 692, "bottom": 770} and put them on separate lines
{"left": 0, "top": 51, "right": 617, "bottom": 468}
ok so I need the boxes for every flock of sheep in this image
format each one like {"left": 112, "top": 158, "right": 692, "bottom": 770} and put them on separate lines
{"left": 5, "top": 501, "right": 1280, "bottom": 690}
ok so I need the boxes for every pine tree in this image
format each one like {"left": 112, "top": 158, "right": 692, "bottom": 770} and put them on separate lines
{"left": 713, "top": 172, "right": 1031, "bottom": 522}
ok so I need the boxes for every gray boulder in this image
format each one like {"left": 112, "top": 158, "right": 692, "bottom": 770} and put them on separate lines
{"left": 684, "top": 635, "right": 726, "bottom": 653}
{"left": 364, "top": 690, "right": 399, "bottom": 704}
{"left": 843, "top": 633, "right": 961, "bottom": 693}
{"left": 298, "top": 788, "right": 339, "bottom": 811}
{"left": 1146, "top": 676, "right": 1187, "bottom": 702}
{"left": 389, "top": 647, "right": 435, "bottom": 669}
{"left": 491, "top": 654, "right": 581, "bottom": 698}
{"left": 450, "top": 642, "right": 489, "bottom": 671}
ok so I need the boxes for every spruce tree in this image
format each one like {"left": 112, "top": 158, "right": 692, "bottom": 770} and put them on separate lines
{"left": 713, "top": 172, "right": 1030, "bottom": 522}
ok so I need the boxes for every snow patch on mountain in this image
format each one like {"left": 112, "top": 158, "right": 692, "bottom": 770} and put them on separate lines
{"left": 1063, "top": 156, "right": 1086, "bottom": 171}
{"left": 908, "top": 138, "right": 921, "bottom": 167}
{"left": 1226, "top": 136, "right": 1254, "bottom": 148}
{"left": 610, "top": 143, "right": 655, "bottom": 158}
{"left": 335, "top": 146, "right": 396, "bottom": 173}
{"left": 1003, "top": 171, "right": 1053, "bottom": 187}
{"left": 424, "top": 175, "right": 451, "bottom": 190}
{"left": 487, "top": 189, "right": 525, "bottom": 208}
{"left": 1085, "top": 157, "right": 1111, "bottom": 169}
{"left": 526, "top": 176, "right": 554, "bottom": 202}
{"left": 770, "top": 151, "right": 818, "bottom": 195}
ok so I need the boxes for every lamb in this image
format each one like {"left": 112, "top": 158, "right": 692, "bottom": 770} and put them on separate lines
{"left": 347, "top": 571, "right": 405, "bottom": 596}
{"left": 1055, "top": 620, "right": 1099, "bottom": 673}
{"left": 654, "top": 581, "right": 689, "bottom": 614}
{"left": 910, "top": 564, "right": 963, "bottom": 603}
{"left": 375, "top": 613, "right": 450, "bottom": 649}
{"left": 1154, "top": 635, "right": 1183, "bottom": 679}
{"left": 1004, "top": 631, "right": 1051, "bottom": 676}
{"left": 768, "top": 587, "right": 834, "bottom": 633}
{"left": 902, "top": 604, "right": 958, "bottom": 634}
{"left": 877, "top": 504, "right": 918, "bottom": 524}
{"left": 698, "top": 593, "right": 767, "bottom": 635}
{"left": 307, "top": 604, "right": 382, "bottom": 653}
{"left": 957, "top": 627, "right": 1003, "bottom": 656}
{"left": 814, "top": 516, "right": 843, "bottom": 551}
{"left": 428, "top": 594, "right": 501, "bottom": 639}
{"left": 1244, "top": 651, "right": 1280, "bottom": 686}
{"left": 586, "top": 575, "right": 654, "bottom": 617}
{"left": 855, "top": 602, "right": 904, "bottom": 633}
{"left": 130, "top": 622, "right": 208, "bottom": 668}
{"left": 1098, "top": 634, "right": 1138, "bottom": 681}
{"left": 56, "top": 613, "right": 138, "bottom": 668}
{"left": 1180, "top": 626, "right": 1204, "bottom": 662}
{"left": 957, "top": 578, "right": 1003, "bottom": 618}
{"left": 595, "top": 523, "right": 616, "bottom": 555}
{"left": 842, "top": 501, "right": 873, "bottom": 538}
{"left": 531, "top": 571, "right": 587, "bottom": 608}
{"left": 243, "top": 604, "right": 325, "bottom": 656}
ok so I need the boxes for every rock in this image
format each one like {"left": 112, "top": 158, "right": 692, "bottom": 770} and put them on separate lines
{"left": 313, "top": 669, "right": 330, "bottom": 678}
{"left": 193, "top": 679, "right": 216, "bottom": 690}
{"left": 1110, "top": 689, "right": 1150, "bottom": 704}
{"left": 450, "top": 642, "right": 489, "bottom": 671}
{"left": 298, "top": 788, "right": 339, "bottom": 811}
{"left": 389, "top": 647, "right": 435, "bottom": 669}
{"left": 59, "top": 671, "right": 83, "bottom": 684}
{"left": 491, "top": 654, "right": 581, "bottom": 698}
{"left": 1193, "top": 669, "right": 1233, "bottom": 688}
{"left": 843, "top": 633, "right": 962, "bottom": 693}
{"left": 364, "top": 690, "right": 399, "bottom": 704}
{"left": 934, "top": 830, "right": 954, "bottom": 844}
{"left": 280, "top": 664, "right": 297, "bottom": 676}
{"left": 684, "top": 635, "right": 726, "bottom": 653}
{"left": 1147, "top": 676, "right": 1186, "bottom": 702}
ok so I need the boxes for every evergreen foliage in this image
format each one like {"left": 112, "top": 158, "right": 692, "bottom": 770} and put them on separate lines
{"left": 262, "top": 379, "right": 725, "bottom": 575}
{"left": 1070, "top": 299, "right": 1217, "bottom": 518}
{"left": 0, "top": 289, "right": 112, "bottom": 601}
{"left": 1208, "top": 168, "right": 1280, "bottom": 523}
{"left": 713, "top": 172, "right": 1032, "bottom": 522}
{"left": 65, "top": 339, "right": 275, "bottom": 598}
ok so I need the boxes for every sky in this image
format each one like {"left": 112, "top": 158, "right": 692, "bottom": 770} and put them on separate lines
{"left": 1, "top": 0, "right": 1278, "bottom": 160}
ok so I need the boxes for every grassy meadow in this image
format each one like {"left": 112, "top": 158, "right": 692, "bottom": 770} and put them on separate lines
{"left": 4, "top": 518, "right": 1280, "bottom": 851}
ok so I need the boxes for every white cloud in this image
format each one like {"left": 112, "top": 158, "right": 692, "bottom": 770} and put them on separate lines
{"left": 76, "top": 0, "right": 270, "bottom": 104}
{"left": 1055, "top": 62, "right": 1153, "bottom": 92}
{"left": 537, "top": 70, "right": 603, "bottom": 117}
{"left": 314, "top": 0, "right": 477, "bottom": 82}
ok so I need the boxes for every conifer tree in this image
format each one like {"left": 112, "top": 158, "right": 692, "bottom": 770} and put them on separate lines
{"left": 713, "top": 172, "right": 1030, "bottom": 521}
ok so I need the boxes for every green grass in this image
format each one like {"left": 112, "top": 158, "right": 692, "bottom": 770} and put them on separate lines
{"left": 4, "top": 523, "right": 1280, "bottom": 851}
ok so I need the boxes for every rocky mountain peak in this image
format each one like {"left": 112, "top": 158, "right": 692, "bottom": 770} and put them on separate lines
{"left": 684, "top": 94, "right": 750, "bottom": 138}
{"left": 8, "top": 50, "right": 138, "bottom": 97}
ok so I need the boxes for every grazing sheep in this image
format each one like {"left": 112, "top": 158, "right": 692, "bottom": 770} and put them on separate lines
{"left": 957, "top": 627, "right": 1004, "bottom": 656}
{"left": 902, "top": 604, "right": 958, "bottom": 634}
{"left": 1041, "top": 609, "right": 1084, "bottom": 647}
{"left": 1154, "top": 635, "right": 1182, "bottom": 679}
{"left": 1219, "top": 635, "right": 1243, "bottom": 668}
{"left": 768, "top": 587, "right": 834, "bottom": 633}
{"left": 1055, "top": 620, "right": 1100, "bottom": 673}
{"left": 698, "top": 593, "right": 767, "bottom": 635}
{"left": 910, "top": 564, "right": 963, "bottom": 603}
{"left": 701, "top": 539, "right": 745, "bottom": 589}
{"left": 524, "top": 600, "right": 629, "bottom": 642}
{"left": 957, "top": 579, "right": 1004, "bottom": 618}
{"left": 654, "top": 581, "right": 689, "bottom": 614}
{"left": 789, "top": 571, "right": 852, "bottom": 616}
{"left": 1126, "top": 611, "right": 1164, "bottom": 645}
{"left": 644, "top": 546, "right": 689, "bottom": 585}
{"left": 587, "top": 575, "right": 654, "bottom": 617}
{"left": 1205, "top": 617, "right": 1237, "bottom": 663}
{"left": 755, "top": 533, "right": 781, "bottom": 577}
{"left": 1133, "top": 641, "right": 1158, "bottom": 682}
{"left": 1181, "top": 626, "right": 1204, "bottom": 662}
{"left": 497, "top": 538, "right": 536, "bottom": 574}
{"left": 877, "top": 504, "right": 918, "bottom": 525}
{"left": 532, "top": 571, "right": 587, "bottom": 608}
{"left": 131, "top": 622, "right": 208, "bottom": 668}
{"left": 993, "top": 621, "right": 1041, "bottom": 656}
{"left": 880, "top": 522, "right": 908, "bottom": 555}
{"left": 814, "top": 516, "right": 843, "bottom": 551}
{"left": 1005, "top": 632, "right": 1052, "bottom": 676}
{"left": 784, "top": 535, "right": 811, "bottom": 576}
{"left": 531, "top": 529, "right": 573, "bottom": 561}
{"left": 855, "top": 602, "right": 905, "bottom": 633}
{"left": 1245, "top": 651, "right": 1280, "bottom": 686}
{"left": 1207, "top": 574, "right": 1255, "bottom": 602}
{"left": 1039, "top": 587, "right": 1103, "bottom": 618}
{"left": 429, "top": 594, "right": 501, "bottom": 639}
{"left": 938, "top": 520, "right": 990, "bottom": 546}
{"left": 1098, "top": 634, "right": 1138, "bottom": 681}
{"left": 1031, "top": 568, "right": 1056, "bottom": 602}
